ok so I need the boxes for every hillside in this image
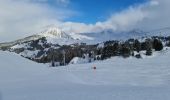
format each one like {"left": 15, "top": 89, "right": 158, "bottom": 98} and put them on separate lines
{"left": 0, "top": 26, "right": 170, "bottom": 67}
{"left": 1, "top": 48, "right": 170, "bottom": 100}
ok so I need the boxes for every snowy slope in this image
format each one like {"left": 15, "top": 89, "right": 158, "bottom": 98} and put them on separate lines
{"left": 1, "top": 48, "right": 170, "bottom": 100}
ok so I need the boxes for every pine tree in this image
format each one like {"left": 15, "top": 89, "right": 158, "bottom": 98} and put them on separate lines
{"left": 121, "top": 43, "right": 131, "bottom": 58}
{"left": 134, "top": 39, "right": 141, "bottom": 52}
{"left": 145, "top": 39, "right": 152, "bottom": 56}
{"left": 153, "top": 39, "right": 163, "bottom": 51}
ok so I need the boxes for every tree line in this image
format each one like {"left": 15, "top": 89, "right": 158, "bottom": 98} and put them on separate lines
{"left": 7, "top": 36, "right": 170, "bottom": 66}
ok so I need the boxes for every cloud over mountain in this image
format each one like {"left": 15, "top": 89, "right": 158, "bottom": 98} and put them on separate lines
{"left": 0, "top": 0, "right": 74, "bottom": 42}
{"left": 61, "top": 0, "right": 167, "bottom": 33}
{"left": 0, "top": 0, "right": 170, "bottom": 42}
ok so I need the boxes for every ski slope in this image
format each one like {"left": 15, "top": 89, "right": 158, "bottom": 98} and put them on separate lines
{"left": 1, "top": 49, "right": 170, "bottom": 100}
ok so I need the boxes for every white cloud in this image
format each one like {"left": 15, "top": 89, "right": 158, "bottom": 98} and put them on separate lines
{"left": 0, "top": 0, "right": 74, "bottom": 42}
{"left": 58, "top": 3, "right": 149, "bottom": 33}
{"left": 100, "top": 5, "right": 148, "bottom": 32}
{"left": 60, "top": 0, "right": 170, "bottom": 34}
{"left": 135, "top": 0, "right": 170, "bottom": 31}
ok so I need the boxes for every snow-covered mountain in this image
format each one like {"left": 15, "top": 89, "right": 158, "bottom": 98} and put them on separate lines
{"left": 81, "top": 27, "right": 170, "bottom": 43}
{"left": 0, "top": 26, "right": 93, "bottom": 49}
{"left": 36, "top": 26, "right": 95, "bottom": 45}
{"left": 0, "top": 25, "right": 170, "bottom": 66}
{"left": 146, "top": 27, "right": 170, "bottom": 36}
{"left": 12, "top": 26, "right": 147, "bottom": 45}
{"left": 81, "top": 29, "right": 146, "bottom": 43}
{"left": 1, "top": 25, "right": 170, "bottom": 49}
{"left": 36, "top": 26, "right": 78, "bottom": 45}
{"left": 39, "top": 26, "right": 71, "bottom": 39}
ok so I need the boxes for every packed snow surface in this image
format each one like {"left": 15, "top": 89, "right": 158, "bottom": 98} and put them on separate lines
{"left": 1, "top": 49, "right": 170, "bottom": 100}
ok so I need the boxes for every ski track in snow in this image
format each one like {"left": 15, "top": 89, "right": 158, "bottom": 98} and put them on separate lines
{"left": 1, "top": 49, "right": 170, "bottom": 100}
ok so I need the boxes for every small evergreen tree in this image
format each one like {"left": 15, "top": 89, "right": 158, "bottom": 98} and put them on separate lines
{"left": 134, "top": 39, "right": 141, "bottom": 52}
{"left": 145, "top": 39, "right": 152, "bottom": 56}
{"left": 153, "top": 39, "right": 163, "bottom": 51}
{"left": 146, "top": 48, "right": 152, "bottom": 56}
{"left": 167, "top": 41, "right": 170, "bottom": 47}
{"left": 101, "top": 45, "right": 115, "bottom": 59}
{"left": 121, "top": 43, "right": 131, "bottom": 58}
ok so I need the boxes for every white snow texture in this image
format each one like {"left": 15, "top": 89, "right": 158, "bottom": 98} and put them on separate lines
{"left": 0, "top": 48, "right": 170, "bottom": 100}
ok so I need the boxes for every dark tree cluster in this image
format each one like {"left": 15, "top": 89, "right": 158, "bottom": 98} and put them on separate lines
{"left": 100, "top": 37, "right": 165, "bottom": 59}
{"left": 153, "top": 38, "right": 163, "bottom": 51}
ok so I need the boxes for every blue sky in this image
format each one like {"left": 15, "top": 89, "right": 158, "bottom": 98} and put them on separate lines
{"left": 50, "top": 0, "right": 148, "bottom": 23}
{"left": 69, "top": 0, "right": 147, "bottom": 23}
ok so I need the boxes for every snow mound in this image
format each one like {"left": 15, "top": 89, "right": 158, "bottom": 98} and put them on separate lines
{"left": 69, "top": 57, "right": 89, "bottom": 64}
